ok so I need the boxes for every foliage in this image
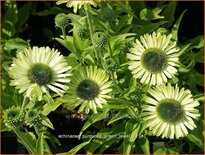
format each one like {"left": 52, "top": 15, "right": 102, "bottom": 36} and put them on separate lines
{"left": 1, "top": 1, "right": 204, "bottom": 154}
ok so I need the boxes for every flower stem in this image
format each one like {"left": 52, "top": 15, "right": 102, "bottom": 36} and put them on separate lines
{"left": 21, "top": 96, "right": 28, "bottom": 110}
{"left": 106, "top": 23, "right": 114, "bottom": 59}
{"left": 62, "top": 27, "right": 67, "bottom": 42}
{"left": 85, "top": 4, "right": 101, "bottom": 66}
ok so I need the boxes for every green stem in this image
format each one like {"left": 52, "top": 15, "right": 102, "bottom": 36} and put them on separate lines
{"left": 21, "top": 96, "right": 28, "bottom": 110}
{"left": 14, "top": 128, "right": 37, "bottom": 154}
{"left": 106, "top": 23, "right": 114, "bottom": 59}
{"left": 111, "top": 72, "right": 123, "bottom": 94}
{"left": 62, "top": 28, "right": 67, "bottom": 42}
{"left": 85, "top": 4, "right": 101, "bottom": 66}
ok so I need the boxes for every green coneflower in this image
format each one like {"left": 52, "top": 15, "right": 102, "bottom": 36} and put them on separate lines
{"left": 65, "top": 66, "right": 112, "bottom": 114}
{"left": 3, "top": 106, "right": 24, "bottom": 130}
{"left": 127, "top": 32, "right": 180, "bottom": 85}
{"left": 142, "top": 84, "right": 200, "bottom": 139}
{"left": 56, "top": 0, "right": 97, "bottom": 13}
{"left": 25, "top": 109, "right": 42, "bottom": 127}
{"left": 9, "top": 46, "right": 71, "bottom": 101}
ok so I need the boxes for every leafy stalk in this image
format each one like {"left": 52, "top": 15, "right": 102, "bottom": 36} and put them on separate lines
{"left": 85, "top": 4, "right": 101, "bottom": 66}
{"left": 14, "top": 128, "right": 37, "bottom": 154}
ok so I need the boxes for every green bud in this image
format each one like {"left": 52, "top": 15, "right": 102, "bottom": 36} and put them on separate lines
{"left": 78, "top": 25, "right": 88, "bottom": 40}
{"left": 55, "top": 13, "right": 70, "bottom": 28}
{"left": 3, "top": 106, "right": 24, "bottom": 130}
{"left": 92, "top": 32, "right": 107, "bottom": 48}
{"left": 25, "top": 109, "right": 42, "bottom": 127}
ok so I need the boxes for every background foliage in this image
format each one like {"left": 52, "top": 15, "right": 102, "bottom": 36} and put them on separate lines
{"left": 1, "top": 1, "right": 204, "bottom": 154}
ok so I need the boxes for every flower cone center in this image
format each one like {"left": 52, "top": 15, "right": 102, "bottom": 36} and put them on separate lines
{"left": 8, "top": 111, "right": 19, "bottom": 119}
{"left": 77, "top": 80, "right": 99, "bottom": 100}
{"left": 142, "top": 49, "right": 167, "bottom": 73}
{"left": 157, "top": 99, "right": 184, "bottom": 123}
{"left": 29, "top": 63, "right": 53, "bottom": 85}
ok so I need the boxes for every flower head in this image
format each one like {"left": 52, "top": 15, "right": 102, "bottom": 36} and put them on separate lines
{"left": 65, "top": 66, "right": 112, "bottom": 114}
{"left": 55, "top": 13, "right": 70, "bottom": 28}
{"left": 142, "top": 84, "right": 200, "bottom": 139}
{"left": 3, "top": 106, "right": 24, "bottom": 130}
{"left": 127, "top": 32, "right": 180, "bottom": 85}
{"left": 9, "top": 46, "right": 71, "bottom": 101}
{"left": 25, "top": 109, "right": 42, "bottom": 127}
{"left": 56, "top": 0, "right": 97, "bottom": 13}
{"left": 92, "top": 32, "right": 107, "bottom": 48}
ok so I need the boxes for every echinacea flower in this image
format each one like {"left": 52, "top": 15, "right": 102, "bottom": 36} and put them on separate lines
{"left": 142, "top": 84, "right": 200, "bottom": 139}
{"left": 65, "top": 66, "right": 112, "bottom": 114}
{"left": 127, "top": 32, "right": 180, "bottom": 85}
{"left": 25, "top": 109, "right": 42, "bottom": 127}
{"left": 56, "top": 0, "right": 97, "bottom": 13}
{"left": 3, "top": 106, "right": 24, "bottom": 130}
{"left": 9, "top": 46, "right": 71, "bottom": 101}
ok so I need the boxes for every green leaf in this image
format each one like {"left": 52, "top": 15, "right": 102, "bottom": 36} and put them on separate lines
{"left": 107, "top": 110, "right": 128, "bottom": 125}
{"left": 194, "top": 47, "right": 204, "bottom": 64}
{"left": 123, "top": 119, "right": 139, "bottom": 154}
{"left": 55, "top": 36, "right": 79, "bottom": 57}
{"left": 87, "top": 123, "right": 125, "bottom": 154}
{"left": 33, "top": 6, "right": 68, "bottom": 16}
{"left": 140, "top": 7, "right": 165, "bottom": 21}
{"left": 79, "top": 109, "right": 109, "bottom": 137}
{"left": 42, "top": 98, "right": 63, "bottom": 116}
{"left": 66, "top": 53, "right": 80, "bottom": 68}
{"left": 98, "top": 138, "right": 117, "bottom": 153}
{"left": 15, "top": 129, "right": 37, "bottom": 154}
{"left": 178, "top": 43, "right": 191, "bottom": 56}
{"left": 2, "top": 1, "right": 18, "bottom": 39}
{"left": 110, "top": 33, "right": 136, "bottom": 53}
{"left": 187, "top": 120, "right": 204, "bottom": 150}
{"left": 171, "top": 10, "right": 187, "bottom": 41}
{"left": 41, "top": 116, "right": 54, "bottom": 129}
{"left": 193, "top": 70, "right": 204, "bottom": 87}
{"left": 4, "top": 38, "right": 29, "bottom": 51}
{"left": 127, "top": 107, "right": 139, "bottom": 120}
{"left": 139, "top": 138, "right": 150, "bottom": 154}
{"left": 129, "top": 1, "right": 146, "bottom": 17}
{"left": 36, "top": 132, "right": 44, "bottom": 154}
{"left": 2, "top": 93, "right": 18, "bottom": 109}
{"left": 60, "top": 140, "right": 91, "bottom": 154}
{"left": 154, "top": 147, "right": 179, "bottom": 154}
{"left": 161, "top": 1, "right": 177, "bottom": 27}
{"left": 136, "top": 21, "right": 168, "bottom": 37}
{"left": 105, "top": 100, "right": 129, "bottom": 109}
{"left": 16, "top": 2, "right": 33, "bottom": 35}
{"left": 188, "top": 35, "right": 204, "bottom": 49}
